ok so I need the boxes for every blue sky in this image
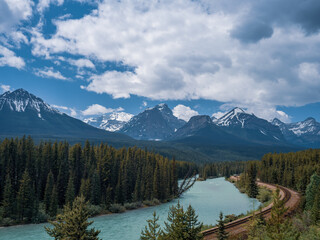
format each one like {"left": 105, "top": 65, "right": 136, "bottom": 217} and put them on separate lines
{"left": 0, "top": 0, "right": 320, "bottom": 123}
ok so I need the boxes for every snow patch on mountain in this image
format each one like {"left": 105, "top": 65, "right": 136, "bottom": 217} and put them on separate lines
{"left": 84, "top": 112, "right": 134, "bottom": 132}
{"left": 0, "top": 89, "right": 59, "bottom": 119}
{"left": 216, "top": 107, "right": 246, "bottom": 127}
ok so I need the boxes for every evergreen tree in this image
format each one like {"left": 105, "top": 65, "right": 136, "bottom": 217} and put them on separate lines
{"left": 162, "top": 201, "right": 186, "bottom": 239}
{"left": 247, "top": 163, "right": 258, "bottom": 198}
{"left": 311, "top": 186, "right": 320, "bottom": 224}
{"left": 267, "top": 188, "right": 287, "bottom": 240}
{"left": 161, "top": 202, "right": 203, "bottom": 240}
{"left": 1, "top": 173, "right": 15, "bottom": 218}
{"left": 140, "top": 211, "right": 162, "bottom": 240}
{"left": 184, "top": 205, "right": 203, "bottom": 240}
{"left": 17, "top": 170, "right": 34, "bottom": 221}
{"left": 44, "top": 171, "right": 54, "bottom": 212}
{"left": 305, "top": 173, "right": 320, "bottom": 211}
{"left": 49, "top": 185, "right": 58, "bottom": 217}
{"left": 217, "top": 212, "right": 228, "bottom": 240}
{"left": 45, "top": 195, "right": 101, "bottom": 240}
{"left": 90, "top": 171, "right": 101, "bottom": 205}
{"left": 65, "top": 174, "right": 75, "bottom": 207}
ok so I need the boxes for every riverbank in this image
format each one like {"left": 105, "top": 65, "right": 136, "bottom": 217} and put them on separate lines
{"left": 0, "top": 178, "right": 260, "bottom": 240}
{"left": 201, "top": 176, "right": 272, "bottom": 231}
{"left": 0, "top": 197, "right": 173, "bottom": 228}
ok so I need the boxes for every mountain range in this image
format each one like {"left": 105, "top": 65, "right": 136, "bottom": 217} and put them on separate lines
{"left": 0, "top": 88, "right": 318, "bottom": 162}
{"left": 86, "top": 104, "right": 319, "bottom": 148}
{"left": 0, "top": 89, "right": 131, "bottom": 143}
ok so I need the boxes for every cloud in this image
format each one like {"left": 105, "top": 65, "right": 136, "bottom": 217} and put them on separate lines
{"left": 29, "top": 0, "right": 320, "bottom": 120}
{"left": 215, "top": 103, "right": 291, "bottom": 123}
{"left": 37, "top": 0, "right": 64, "bottom": 13}
{"left": 67, "top": 58, "right": 95, "bottom": 69}
{"left": 81, "top": 104, "right": 124, "bottom": 116}
{"left": 0, "top": 45, "right": 25, "bottom": 69}
{"left": 52, "top": 104, "right": 78, "bottom": 117}
{"left": 173, "top": 104, "right": 199, "bottom": 122}
{"left": 0, "top": 0, "right": 33, "bottom": 33}
{"left": 0, "top": 84, "right": 11, "bottom": 93}
{"left": 230, "top": 20, "right": 274, "bottom": 43}
{"left": 34, "top": 67, "right": 68, "bottom": 80}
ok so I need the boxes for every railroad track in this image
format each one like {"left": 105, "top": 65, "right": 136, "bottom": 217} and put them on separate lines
{"left": 202, "top": 183, "right": 297, "bottom": 239}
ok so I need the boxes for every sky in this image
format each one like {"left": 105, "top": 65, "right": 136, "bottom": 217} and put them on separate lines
{"left": 0, "top": 0, "right": 320, "bottom": 123}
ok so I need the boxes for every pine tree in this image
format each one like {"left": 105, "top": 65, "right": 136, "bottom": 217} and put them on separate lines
{"left": 49, "top": 185, "right": 58, "bottom": 217}
{"left": 44, "top": 171, "right": 54, "bottom": 212}
{"left": 162, "top": 201, "right": 186, "bottom": 239}
{"left": 90, "top": 171, "right": 101, "bottom": 205}
{"left": 311, "top": 187, "right": 320, "bottom": 224}
{"left": 17, "top": 170, "right": 34, "bottom": 221}
{"left": 140, "top": 211, "right": 162, "bottom": 240}
{"left": 305, "top": 173, "right": 320, "bottom": 211}
{"left": 217, "top": 212, "right": 228, "bottom": 240}
{"left": 45, "top": 195, "right": 101, "bottom": 240}
{"left": 65, "top": 173, "right": 75, "bottom": 207}
{"left": 267, "top": 188, "right": 287, "bottom": 240}
{"left": 161, "top": 202, "right": 203, "bottom": 240}
{"left": 1, "top": 173, "right": 15, "bottom": 218}
{"left": 247, "top": 163, "right": 258, "bottom": 198}
{"left": 184, "top": 205, "right": 203, "bottom": 240}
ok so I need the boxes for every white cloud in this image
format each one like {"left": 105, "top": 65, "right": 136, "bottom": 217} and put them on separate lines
{"left": 0, "top": 84, "right": 11, "bottom": 93}
{"left": 0, "top": 45, "right": 25, "bottom": 69}
{"left": 29, "top": 0, "right": 320, "bottom": 120}
{"left": 52, "top": 104, "right": 68, "bottom": 110}
{"left": 67, "top": 58, "right": 95, "bottom": 69}
{"left": 298, "top": 62, "right": 320, "bottom": 85}
{"left": 81, "top": 104, "right": 124, "bottom": 116}
{"left": 52, "top": 104, "right": 78, "bottom": 117}
{"left": 37, "top": 0, "right": 64, "bottom": 13}
{"left": 70, "top": 108, "right": 77, "bottom": 117}
{"left": 173, "top": 104, "right": 199, "bottom": 122}
{"left": 0, "top": 0, "right": 33, "bottom": 33}
{"left": 34, "top": 67, "right": 68, "bottom": 80}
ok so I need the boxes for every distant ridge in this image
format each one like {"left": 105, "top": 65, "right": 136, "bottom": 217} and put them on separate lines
{"left": 0, "top": 89, "right": 131, "bottom": 142}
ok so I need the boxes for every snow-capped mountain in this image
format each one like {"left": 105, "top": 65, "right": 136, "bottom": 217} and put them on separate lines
{"left": 0, "top": 89, "right": 130, "bottom": 141}
{"left": 215, "top": 107, "right": 285, "bottom": 144}
{"left": 272, "top": 117, "right": 320, "bottom": 147}
{"left": 84, "top": 112, "right": 134, "bottom": 132}
{"left": 0, "top": 88, "right": 59, "bottom": 118}
{"left": 119, "top": 103, "right": 186, "bottom": 140}
{"left": 215, "top": 107, "right": 247, "bottom": 127}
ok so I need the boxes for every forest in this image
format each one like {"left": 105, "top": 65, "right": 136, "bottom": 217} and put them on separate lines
{"left": 0, "top": 136, "right": 197, "bottom": 225}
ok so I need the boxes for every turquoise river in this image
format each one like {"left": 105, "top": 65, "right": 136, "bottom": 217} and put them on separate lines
{"left": 0, "top": 177, "right": 260, "bottom": 240}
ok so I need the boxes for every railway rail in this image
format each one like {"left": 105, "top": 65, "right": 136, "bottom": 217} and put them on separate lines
{"left": 202, "top": 182, "right": 300, "bottom": 240}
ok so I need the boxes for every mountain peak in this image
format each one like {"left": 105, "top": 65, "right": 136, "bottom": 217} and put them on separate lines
{"left": 231, "top": 107, "right": 245, "bottom": 114}
{"left": 272, "top": 118, "right": 284, "bottom": 126}
{"left": 304, "top": 117, "right": 316, "bottom": 123}
{"left": 0, "top": 88, "right": 57, "bottom": 115}
{"left": 216, "top": 107, "right": 247, "bottom": 127}
{"left": 120, "top": 103, "right": 185, "bottom": 140}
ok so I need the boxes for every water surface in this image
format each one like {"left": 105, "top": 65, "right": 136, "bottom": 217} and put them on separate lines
{"left": 0, "top": 177, "right": 259, "bottom": 240}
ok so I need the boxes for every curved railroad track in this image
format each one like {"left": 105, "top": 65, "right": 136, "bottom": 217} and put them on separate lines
{"left": 202, "top": 182, "right": 300, "bottom": 240}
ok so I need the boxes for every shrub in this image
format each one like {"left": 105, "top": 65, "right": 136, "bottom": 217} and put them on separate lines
{"left": 124, "top": 202, "right": 142, "bottom": 210}
{"left": 109, "top": 204, "right": 126, "bottom": 213}
{"left": 87, "top": 204, "right": 103, "bottom": 216}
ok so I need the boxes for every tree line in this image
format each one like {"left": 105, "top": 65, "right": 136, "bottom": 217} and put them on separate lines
{"left": 0, "top": 136, "right": 197, "bottom": 225}
{"left": 199, "top": 161, "right": 246, "bottom": 179}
